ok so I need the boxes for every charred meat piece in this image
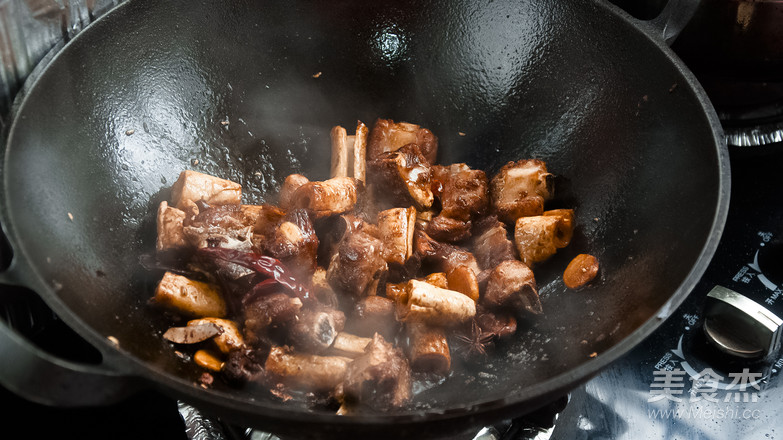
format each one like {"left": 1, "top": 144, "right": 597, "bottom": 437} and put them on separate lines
{"left": 367, "top": 143, "right": 434, "bottom": 210}
{"left": 514, "top": 209, "right": 574, "bottom": 265}
{"left": 317, "top": 214, "right": 380, "bottom": 264}
{"left": 278, "top": 174, "right": 310, "bottom": 210}
{"left": 471, "top": 215, "right": 517, "bottom": 270}
{"left": 432, "top": 164, "right": 489, "bottom": 222}
{"left": 242, "top": 292, "right": 303, "bottom": 347}
{"left": 340, "top": 334, "right": 412, "bottom": 410}
{"left": 367, "top": 118, "right": 438, "bottom": 165}
{"left": 483, "top": 260, "right": 542, "bottom": 315}
{"left": 424, "top": 214, "right": 472, "bottom": 243}
{"left": 288, "top": 306, "right": 344, "bottom": 354}
{"left": 265, "top": 209, "right": 319, "bottom": 280}
{"left": 326, "top": 230, "right": 387, "bottom": 298}
{"left": 222, "top": 348, "right": 267, "bottom": 385}
{"left": 414, "top": 229, "right": 480, "bottom": 276}
{"left": 170, "top": 170, "right": 242, "bottom": 210}
{"left": 152, "top": 272, "right": 227, "bottom": 318}
{"left": 289, "top": 176, "right": 360, "bottom": 218}
{"left": 183, "top": 204, "right": 254, "bottom": 251}
{"left": 490, "top": 159, "right": 553, "bottom": 224}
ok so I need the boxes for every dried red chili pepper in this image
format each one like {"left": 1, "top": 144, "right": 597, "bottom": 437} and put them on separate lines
{"left": 198, "top": 248, "right": 312, "bottom": 302}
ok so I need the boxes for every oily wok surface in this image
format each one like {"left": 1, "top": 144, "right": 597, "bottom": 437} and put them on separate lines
{"left": 0, "top": 0, "right": 727, "bottom": 435}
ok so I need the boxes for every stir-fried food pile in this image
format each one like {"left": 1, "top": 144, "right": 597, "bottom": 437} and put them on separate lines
{"left": 148, "top": 118, "right": 598, "bottom": 413}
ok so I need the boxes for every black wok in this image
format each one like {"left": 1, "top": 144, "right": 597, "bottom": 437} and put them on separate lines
{"left": 0, "top": 0, "right": 729, "bottom": 438}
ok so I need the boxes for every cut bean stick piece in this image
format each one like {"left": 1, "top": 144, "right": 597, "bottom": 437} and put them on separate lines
{"left": 396, "top": 279, "right": 476, "bottom": 326}
{"left": 156, "top": 201, "right": 187, "bottom": 251}
{"left": 330, "top": 125, "right": 350, "bottom": 178}
{"left": 328, "top": 332, "right": 372, "bottom": 358}
{"left": 353, "top": 121, "right": 368, "bottom": 182}
{"left": 153, "top": 272, "right": 227, "bottom": 318}
{"left": 514, "top": 209, "right": 575, "bottom": 265}
{"left": 377, "top": 206, "right": 416, "bottom": 266}
{"left": 330, "top": 121, "right": 369, "bottom": 181}
{"left": 265, "top": 346, "right": 351, "bottom": 392}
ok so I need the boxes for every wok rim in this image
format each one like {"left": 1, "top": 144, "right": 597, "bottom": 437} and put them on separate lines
{"left": 0, "top": 0, "right": 730, "bottom": 431}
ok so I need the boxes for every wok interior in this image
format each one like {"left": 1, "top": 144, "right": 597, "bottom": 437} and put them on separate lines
{"left": 4, "top": 0, "right": 721, "bottom": 421}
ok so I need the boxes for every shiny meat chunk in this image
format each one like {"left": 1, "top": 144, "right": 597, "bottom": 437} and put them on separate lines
{"left": 490, "top": 159, "right": 553, "bottom": 224}
{"left": 182, "top": 204, "right": 254, "bottom": 251}
{"left": 514, "top": 209, "right": 574, "bottom": 265}
{"left": 366, "top": 143, "right": 434, "bottom": 210}
{"left": 414, "top": 229, "right": 480, "bottom": 276}
{"left": 326, "top": 230, "right": 388, "bottom": 297}
{"left": 471, "top": 215, "right": 516, "bottom": 270}
{"left": 483, "top": 260, "right": 542, "bottom": 315}
{"left": 265, "top": 209, "right": 319, "bottom": 280}
{"left": 170, "top": 170, "right": 242, "bottom": 210}
{"left": 153, "top": 272, "right": 227, "bottom": 318}
{"left": 156, "top": 201, "right": 187, "bottom": 251}
{"left": 367, "top": 118, "right": 438, "bottom": 165}
{"left": 432, "top": 163, "right": 489, "bottom": 222}
{"left": 424, "top": 214, "right": 472, "bottom": 243}
{"left": 340, "top": 334, "right": 412, "bottom": 410}
{"left": 289, "top": 176, "right": 360, "bottom": 218}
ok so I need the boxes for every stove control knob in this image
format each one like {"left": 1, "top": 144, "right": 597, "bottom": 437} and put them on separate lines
{"left": 757, "top": 237, "right": 783, "bottom": 286}
{"left": 703, "top": 285, "right": 783, "bottom": 359}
